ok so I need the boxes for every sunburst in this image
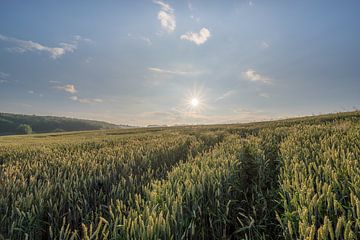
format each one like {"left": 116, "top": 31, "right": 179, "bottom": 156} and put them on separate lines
{"left": 184, "top": 84, "right": 207, "bottom": 113}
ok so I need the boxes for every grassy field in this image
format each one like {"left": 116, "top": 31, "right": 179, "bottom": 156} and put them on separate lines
{"left": 0, "top": 111, "right": 359, "bottom": 240}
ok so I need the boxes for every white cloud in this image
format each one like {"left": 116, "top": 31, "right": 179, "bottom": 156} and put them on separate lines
{"left": 0, "top": 34, "right": 75, "bottom": 59}
{"left": 69, "top": 96, "right": 78, "bottom": 101}
{"left": 148, "top": 67, "right": 201, "bottom": 75}
{"left": 0, "top": 71, "right": 10, "bottom": 79}
{"left": 0, "top": 34, "right": 93, "bottom": 59}
{"left": 0, "top": 71, "right": 10, "bottom": 83}
{"left": 73, "top": 35, "right": 94, "bottom": 44}
{"left": 28, "top": 90, "right": 34, "bottom": 94}
{"left": 154, "top": 0, "right": 176, "bottom": 32}
{"left": 53, "top": 83, "right": 102, "bottom": 104}
{"left": 242, "top": 68, "right": 271, "bottom": 83}
{"left": 180, "top": 28, "right": 211, "bottom": 45}
{"left": 49, "top": 80, "right": 61, "bottom": 84}
{"left": 55, "top": 84, "right": 77, "bottom": 94}
{"left": 69, "top": 96, "right": 103, "bottom": 104}
{"left": 216, "top": 90, "right": 236, "bottom": 101}
{"left": 259, "top": 93, "right": 270, "bottom": 98}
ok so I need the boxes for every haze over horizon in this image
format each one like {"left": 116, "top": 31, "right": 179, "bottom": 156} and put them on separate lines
{"left": 1, "top": 1, "right": 359, "bottom": 126}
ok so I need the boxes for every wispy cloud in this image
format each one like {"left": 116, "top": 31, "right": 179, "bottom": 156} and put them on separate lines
{"left": 187, "top": 1, "right": 200, "bottom": 22}
{"left": 27, "top": 90, "right": 43, "bottom": 97}
{"left": 0, "top": 34, "right": 93, "bottom": 59}
{"left": 127, "top": 33, "right": 152, "bottom": 45}
{"left": 216, "top": 90, "right": 237, "bottom": 101}
{"left": 69, "top": 96, "right": 103, "bottom": 104}
{"left": 53, "top": 82, "right": 103, "bottom": 104}
{"left": 73, "top": 35, "right": 95, "bottom": 44}
{"left": 242, "top": 68, "right": 271, "bottom": 83}
{"left": 180, "top": 28, "right": 211, "bottom": 45}
{"left": 187, "top": 1, "right": 194, "bottom": 11}
{"left": 49, "top": 80, "right": 61, "bottom": 84}
{"left": 148, "top": 67, "right": 201, "bottom": 75}
{"left": 55, "top": 84, "right": 77, "bottom": 94}
{"left": 0, "top": 71, "right": 10, "bottom": 79}
{"left": 259, "top": 92, "right": 270, "bottom": 98}
{"left": 140, "top": 37, "right": 152, "bottom": 45}
{"left": 85, "top": 57, "right": 93, "bottom": 63}
{"left": 260, "top": 41, "right": 270, "bottom": 49}
{"left": 0, "top": 71, "right": 10, "bottom": 83}
{"left": 190, "top": 15, "right": 200, "bottom": 22}
{"left": 154, "top": 0, "right": 176, "bottom": 32}
{"left": 233, "top": 107, "right": 259, "bottom": 115}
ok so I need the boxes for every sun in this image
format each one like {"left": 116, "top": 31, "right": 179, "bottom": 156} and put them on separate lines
{"left": 183, "top": 84, "right": 207, "bottom": 114}
{"left": 191, "top": 98, "right": 199, "bottom": 107}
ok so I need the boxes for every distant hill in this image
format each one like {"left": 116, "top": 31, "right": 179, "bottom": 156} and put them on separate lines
{"left": 0, "top": 112, "right": 128, "bottom": 135}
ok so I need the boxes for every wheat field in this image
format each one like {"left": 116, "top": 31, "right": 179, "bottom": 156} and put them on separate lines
{"left": 0, "top": 111, "right": 359, "bottom": 240}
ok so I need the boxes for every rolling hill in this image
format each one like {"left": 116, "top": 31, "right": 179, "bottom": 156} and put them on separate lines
{"left": 0, "top": 112, "right": 128, "bottom": 135}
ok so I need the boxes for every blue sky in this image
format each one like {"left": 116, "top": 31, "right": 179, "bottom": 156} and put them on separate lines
{"left": 0, "top": 0, "right": 359, "bottom": 126}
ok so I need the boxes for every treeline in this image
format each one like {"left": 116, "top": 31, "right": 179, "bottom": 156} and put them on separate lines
{"left": 0, "top": 112, "right": 121, "bottom": 135}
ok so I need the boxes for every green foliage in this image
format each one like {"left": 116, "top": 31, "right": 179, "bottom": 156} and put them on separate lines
{"left": 0, "top": 111, "right": 359, "bottom": 240}
{"left": 16, "top": 124, "right": 32, "bottom": 134}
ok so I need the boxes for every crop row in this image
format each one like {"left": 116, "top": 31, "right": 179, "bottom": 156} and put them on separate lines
{"left": 0, "top": 132, "right": 222, "bottom": 239}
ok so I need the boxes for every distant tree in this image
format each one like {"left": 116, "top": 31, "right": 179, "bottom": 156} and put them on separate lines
{"left": 17, "top": 124, "right": 33, "bottom": 134}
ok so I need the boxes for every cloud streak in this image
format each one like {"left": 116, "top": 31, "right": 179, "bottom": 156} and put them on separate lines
{"left": 0, "top": 71, "right": 10, "bottom": 83}
{"left": 180, "top": 28, "right": 211, "bottom": 45}
{"left": 216, "top": 90, "right": 236, "bottom": 101}
{"left": 154, "top": 0, "right": 176, "bottom": 32}
{"left": 148, "top": 67, "right": 201, "bottom": 75}
{"left": 55, "top": 84, "right": 77, "bottom": 94}
{"left": 69, "top": 96, "right": 103, "bottom": 104}
{"left": 0, "top": 71, "right": 10, "bottom": 79}
{"left": 258, "top": 92, "right": 270, "bottom": 98}
{"left": 54, "top": 83, "right": 103, "bottom": 104}
{"left": 242, "top": 68, "right": 271, "bottom": 83}
{"left": 0, "top": 71, "right": 11, "bottom": 84}
{"left": 127, "top": 33, "right": 152, "bottom": 45}
{"left": 0, "top": 34, "right": 92, "bottom": 59}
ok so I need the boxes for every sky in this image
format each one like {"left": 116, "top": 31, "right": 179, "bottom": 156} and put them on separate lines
{"left": 0, "top": 0, "right": 359, "bottom": 126}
